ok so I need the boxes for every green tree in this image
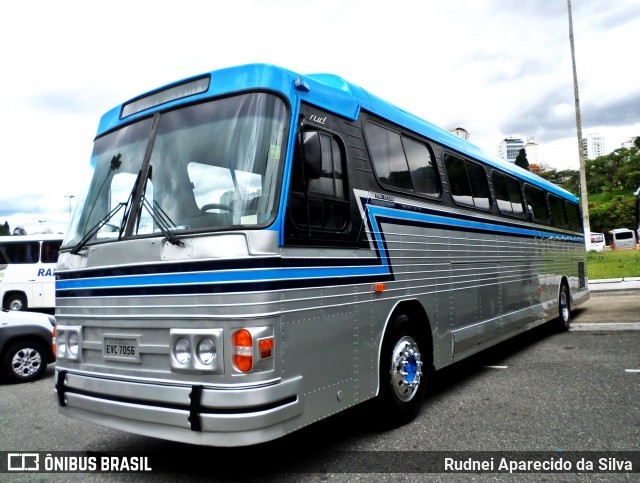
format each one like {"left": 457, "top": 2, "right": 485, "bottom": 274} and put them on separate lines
{"left": 0, "top": 221, "right": 9, "bottom": 236}
{"left": 514, "top": 148, "right": 529, "bottom": 170}
{"left": 588, "top": 196, "right": 636, "bottom": 234}
{"left": 541, "top": 169, "right": 580, "bottom": 196}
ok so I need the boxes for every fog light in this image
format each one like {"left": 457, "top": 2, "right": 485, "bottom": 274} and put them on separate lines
{"left": 174, "top": 338, "right": 191, "bottom": 364}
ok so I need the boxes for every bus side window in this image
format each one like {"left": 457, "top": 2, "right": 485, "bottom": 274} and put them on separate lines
{"left": 524, "top": 185, "right": 549, "bottom": 224}
{"left": 1, "top": 242, "right": 40, "bottom": 264}
{"left": 444, "top": 154, "right": 491, "bottom": 209}
{"left": 42, "top": 241, "right": 63, "bottom": 263}
{"left": 548, "top": 194, "right": 567, "bottom": 227}
{"left": 493, "top": 172, "right": 525, "bottom": 217}
{"left": 565, "top": 201, "right": 582, "bottom": 231}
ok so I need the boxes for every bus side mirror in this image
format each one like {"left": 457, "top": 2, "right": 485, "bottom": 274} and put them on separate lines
{"left": 301, "top": 131, "right": 322, "bottom": 180}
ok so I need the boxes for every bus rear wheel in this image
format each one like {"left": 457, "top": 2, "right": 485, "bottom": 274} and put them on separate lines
{"left": 377, "top": 314, "right": 429, "bottom": 426}
{"left": 4, "top": 294, "right": 27, "bottom": 311}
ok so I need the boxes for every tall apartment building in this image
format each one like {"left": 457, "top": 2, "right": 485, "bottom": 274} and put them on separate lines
{"left": 497, "top": 137, "right": 524, "bottom": 163}
{"left": 524, "top": 137, "right": 539, "bottom": 165}
{"left": 582, "top": 133, "right": 606, "bottom": 160}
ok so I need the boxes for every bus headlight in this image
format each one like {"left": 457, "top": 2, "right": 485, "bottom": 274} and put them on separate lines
{"left": 173, "top": 338, "right": 191, "bottom": 365}
{"left": 55, "top": 326, "right": 82, "bottom": 361}
{"left": 68, "top": 332, "right": 80, "bottom": 357}
{"left": 197, "top": 338, "right": 216, "bottom": 365}
{"left": 170, "top": 329, "right": 223, "bottom": 373}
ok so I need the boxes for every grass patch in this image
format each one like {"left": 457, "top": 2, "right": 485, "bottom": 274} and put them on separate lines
{"left": 587, "top": 249, "right": 640, "bottom": 280}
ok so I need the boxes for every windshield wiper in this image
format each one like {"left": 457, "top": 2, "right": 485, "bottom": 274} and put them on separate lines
{"left": 70, "top": 202, "right": 126, "bottom": 255}
{"left": 141, "top": 197, "right": 183, "bottom": 246}
{"left": 70, "top": 165, "right": 143, "bottom": 255}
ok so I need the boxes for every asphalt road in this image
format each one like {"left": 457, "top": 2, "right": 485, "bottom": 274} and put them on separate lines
{"left": 1, "top": 295, "right": 639, "bottom": 482}
{"left": 571, "top": 290, "right": 640, "bottom": 325}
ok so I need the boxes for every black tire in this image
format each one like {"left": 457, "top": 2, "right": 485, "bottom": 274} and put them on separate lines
{"left": 2, "top": 341, "right": 48, "bottom": 383}
{"left": 554, "top": 283, "right": 571, "bottom": 332}
{"left": 4, "top": 293, "right": 27, "bottom": 311}
{"left": 376, "top": 313, "right": 429, "bottom": 426}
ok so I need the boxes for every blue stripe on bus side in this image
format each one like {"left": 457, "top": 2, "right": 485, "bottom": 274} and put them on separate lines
{"left": 56, "top": 264, "right": 390, "bottom": 291}
{"left": 367, "top": 203, "right": 584, "bottom": 243}
{"left": 56, "top": 199, "right": 583, "bottom": 295}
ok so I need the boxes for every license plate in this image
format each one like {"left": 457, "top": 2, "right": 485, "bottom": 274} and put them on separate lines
{"left": 103, "top": 336, "right": 140, "bottom": 363}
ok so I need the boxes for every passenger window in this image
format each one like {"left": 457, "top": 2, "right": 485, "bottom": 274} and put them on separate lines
{"left": 444, "top": 154, "right": 491, "bottom": 209}
{"left": 524, "top": 185, "right": 549, "bottom": 223}
{"left": 366, "top": 123, "right": 412, "bottom": 191}
{"left": 493, "top": 172, "right": 524, "bottom": 217}
{"left": 402, "top": 137, "right": 440, "bottom": 197}
{"left": 467, "top": 163, "right": 491, "bottom": 209}
{"left": 444, "top": 155, "right": 473, "bottom": 206}
{"left": 0, "top": 242, "right": 39, "bottom": 264}
{"left": 365, "top": 122, "right": 441, "bottom": 197}
{"left": 565, "top": 202, "right": 582, "bottom": 231}
{"left": 508, "top": 178, "right": 525, "bottom": 216}
{"left": 41, "top": 241, "right": 62, "bottom": 263}
{"left": 548, "top": 195, "right": 566, "bottom": 227}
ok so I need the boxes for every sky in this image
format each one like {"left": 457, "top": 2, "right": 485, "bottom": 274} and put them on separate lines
{"left": 1, "top": 0, "right": 639, "bottom": 235}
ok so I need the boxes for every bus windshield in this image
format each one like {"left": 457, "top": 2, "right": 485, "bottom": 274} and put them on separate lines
{"left": 64, "top": 92, "right": 287, "bottom": 248}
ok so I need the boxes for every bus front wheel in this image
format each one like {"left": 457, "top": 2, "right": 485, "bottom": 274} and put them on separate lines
{"left": 4, "top": 293, "right": 27, "bottom": 311}
{"left": 377, "top": 314, "right": 429, "bottom": 426}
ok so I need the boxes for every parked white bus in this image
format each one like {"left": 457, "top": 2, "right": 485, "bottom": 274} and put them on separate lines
{"left": 54, "top": 64, "right": 589, "bottom": 447}
{"left": 0, "top": 235, "right": 63, "bottom": 311}
{"left": 608, "top": 228, "right": 637, "bottom": 250}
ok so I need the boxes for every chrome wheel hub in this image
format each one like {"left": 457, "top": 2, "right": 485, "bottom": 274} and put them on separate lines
{"left": 391, "top": 336, "right": 423, "bottom": 402}
{"left": 560, "top": 289, "right": 569, "bottom": 322}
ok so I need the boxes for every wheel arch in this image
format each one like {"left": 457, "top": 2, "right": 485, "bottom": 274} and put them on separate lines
{"left": 1, "top": 333, "right": 55, "bottom": 364}
{"left": 375, "top": 298, "right": 434, "bottom": 395}
{"left": 3, "top": 291, "right": 29, "bottom": 310}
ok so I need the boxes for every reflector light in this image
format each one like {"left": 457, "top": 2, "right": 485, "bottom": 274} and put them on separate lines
{"left": 259, "top": 338, "right": 274, "bottom": 359}
{"left": 52, "top": 326, "right": 57, "bottom": 357}
{"left": 374, "top": 283, "right": 386, "bottom": 292}
{"left": 233, "top": 329, "right": 253, "bottom": 372}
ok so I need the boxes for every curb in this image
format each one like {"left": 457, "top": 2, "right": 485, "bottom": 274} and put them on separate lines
{"left": 570, "top": 322, "right": 640, "bottom": 331}
{"left": 588, "top": 278, "right": 640, "bottom": 292}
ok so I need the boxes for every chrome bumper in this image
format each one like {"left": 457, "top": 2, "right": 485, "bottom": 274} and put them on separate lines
{"left": 55, "top": 369, "right": 304, "bottom": 446}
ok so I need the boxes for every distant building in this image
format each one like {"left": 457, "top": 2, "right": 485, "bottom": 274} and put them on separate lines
{"left": 524, "top": 137, "right": 539, "bottom": 166}
{"left": 622, "top": 136, "right": 639, "bottom": 149}
{"left": 497, "top": 137, "right": 524, "bottom": 164}
{"left": 449, "top": 127, "right": 469, "bottom": 140}
{"left": 582, "top": 133, "right": 606, "bottom": 160}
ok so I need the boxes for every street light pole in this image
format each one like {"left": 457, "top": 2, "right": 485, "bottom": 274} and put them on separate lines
{"left": 64, "top": 195, "right": 76, "bottom": 219}
{"left": 567, "top": 0, "right": 591, "bottom": 241}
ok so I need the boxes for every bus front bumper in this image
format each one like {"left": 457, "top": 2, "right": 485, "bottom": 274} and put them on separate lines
{"left": 55, "top": 369, "right": 304, "bottom": 447}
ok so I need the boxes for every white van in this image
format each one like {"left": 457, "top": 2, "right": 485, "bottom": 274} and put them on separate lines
{"left": 608, "top": 228, "right": 637, "bottom": 250}
{"left": 0, "top": 235, "right": 63, "bottom": 310}
{"left": 589, "top": 232, "right": 606, "bottom": 251}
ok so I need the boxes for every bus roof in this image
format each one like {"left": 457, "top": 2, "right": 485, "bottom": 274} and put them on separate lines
{"left": 0, "top": 234, "right": 64, "bottom": 242}
{"left": 98, "top": 63, "right": 578, "bottom": 203}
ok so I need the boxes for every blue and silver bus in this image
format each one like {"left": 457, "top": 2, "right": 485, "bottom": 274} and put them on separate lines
{"left": 54, "top": 64, "right": 589, "bottom": 446}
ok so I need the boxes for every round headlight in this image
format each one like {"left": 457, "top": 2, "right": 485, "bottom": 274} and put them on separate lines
{"left": 68, "top": 332, "right": 79, "bottom": 357}
{"left": 197, "top": 338, "right": 216, "bottom": 365}
{"left": 174, "top": 338, "right": 191, "bottom": 365}
{"left": 57, "top": 333, "right": 67, "bottom": 358}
